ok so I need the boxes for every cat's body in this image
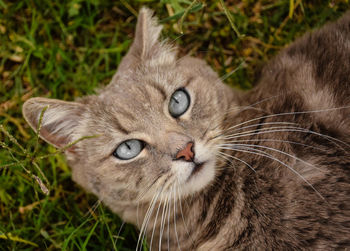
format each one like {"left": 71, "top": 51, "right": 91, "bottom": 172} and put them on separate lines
{"left": 23, "top": 8, "right": 350, "bottom": 250}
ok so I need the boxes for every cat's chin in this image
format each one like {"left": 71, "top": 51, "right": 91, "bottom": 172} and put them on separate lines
{"left": 183, "top": 159, "right": 216, "bottom": 195}
{"left": 173, "top": 157, "right": 216, "bottom": 197}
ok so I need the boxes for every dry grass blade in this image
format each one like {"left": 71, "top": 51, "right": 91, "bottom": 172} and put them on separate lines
{"left": 34, "top": 105, "right": 49, "bottom": 155}
{"left": 31, "top": 161, "right": 50, "bottom": 194}
{"left": 32, "top": 174, "right": 49, "bottom": 195}
{"left": 0, "top": 162, "right": 20, "bottom": 169}
{"left": 0, "top": 233, "right": 38, "bottom": 247}
{"left": 0, "top": 140, "right": 25, "bottom": 156}
{"left": 178, "top": 0, "right": 198, "bottom": 34}
{"left": 0, "top": 112, "right": 30, "bottom": 139}
{"left": 218, "top": 0, "right": 243, "bottom": 39}
{"left": 36, "top": 134, "right": 101, "bottom": 160}
{"left": 0, "top": 124, "right": 27, "bottom": 155}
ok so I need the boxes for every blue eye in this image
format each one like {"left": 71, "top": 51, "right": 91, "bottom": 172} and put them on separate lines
{"left": 113, "top": 139, "right": 144, "bottom": 160}
{"left": 168, "top": 88, "right": 190, "bottom": 118}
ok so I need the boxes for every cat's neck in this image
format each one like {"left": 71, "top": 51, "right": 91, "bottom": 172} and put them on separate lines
{"left": 116, "top": 158, "right": 244, "bottom": 250}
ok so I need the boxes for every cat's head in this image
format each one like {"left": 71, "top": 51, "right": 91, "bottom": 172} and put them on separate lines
{"left": 23, "top": 8, "right": 234, "bottom": 208}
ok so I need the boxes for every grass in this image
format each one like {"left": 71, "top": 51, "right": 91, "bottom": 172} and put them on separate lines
{"left": 0, "top": 0, "right": 349, "bottom": 250}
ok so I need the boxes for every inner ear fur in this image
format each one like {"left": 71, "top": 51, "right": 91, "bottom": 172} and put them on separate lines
{"left": 22, "top": 97, "right": 85, "bottom": 149}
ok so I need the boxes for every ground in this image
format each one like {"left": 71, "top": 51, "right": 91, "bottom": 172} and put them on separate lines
{"left": 0, "top": 0, "right": 349, "bottom": 250}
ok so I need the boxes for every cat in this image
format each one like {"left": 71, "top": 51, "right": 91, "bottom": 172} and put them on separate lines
{"left": 22, "top": 7, "right": 350, "bottom": 250}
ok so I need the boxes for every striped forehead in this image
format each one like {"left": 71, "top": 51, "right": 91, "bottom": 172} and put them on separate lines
{"left": 95, "top": 68, "right": 191, "bottom": 133}
{"left": 97, "top": 84, "right": 167, "bottom": 132}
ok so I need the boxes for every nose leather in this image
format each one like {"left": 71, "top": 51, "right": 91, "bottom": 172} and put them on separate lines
{"left": 176, "top": 142, "right": 194, "bottom": 161}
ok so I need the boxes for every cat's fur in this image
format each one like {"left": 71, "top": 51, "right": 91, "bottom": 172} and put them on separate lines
{"left": 23, "top": 8, "right": 350, "bottom": 250}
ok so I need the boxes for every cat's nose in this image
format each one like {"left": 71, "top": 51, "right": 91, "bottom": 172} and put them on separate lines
{"left": 176, "top": 142, "right": 195, "bottom": 162}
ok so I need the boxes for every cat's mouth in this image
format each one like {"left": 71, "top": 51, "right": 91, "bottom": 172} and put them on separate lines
{"left": 187, "top": 162, "right": 206, "bottom": 181}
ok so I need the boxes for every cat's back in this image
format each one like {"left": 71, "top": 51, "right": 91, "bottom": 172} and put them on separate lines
{"left": 227, "top": 12, "right": 350, "bottom": 250}
{"left": 252, "top": 11, "right": 350, "bottom": 134}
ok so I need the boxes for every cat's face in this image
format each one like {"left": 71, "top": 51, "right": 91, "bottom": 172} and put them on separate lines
{"left": 22, "top": 8, "right": 233, "bottom": 208}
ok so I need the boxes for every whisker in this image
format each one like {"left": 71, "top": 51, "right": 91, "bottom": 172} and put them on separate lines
{"left": 222, "top": 138, "right": 325, "bottom": 152}
{"left": 167, "top": 190, "right": 171, "bottom": 251}
{"left": 173, "top": 183, "right": 182, "bottom": 251}
{"left": 136, "top": 175, "right": 168, "bottom": 229}
{"left": 137, "top": 188, "right": 162, "bottom": 251}
{"left": 223, "top": 93, "right": 285, "bottom": 116}
{"left": 159, "top": 192, "right": 169, "bottom": 250}
{"left": 114, "top": 221, "right": 125, "bottom": 247}
{"left": 224, "top": 106, "right": 350, "bottom": 132}
{"left": 171, "top": 33, "right": 185, "bottom": 42}
{"left": 149, "top": 194, "right": 163, "bottom": 250}
{"left": 222, "top": 128, "right": 349, "bottom": 150}
{"left": 220, "top": 143, "right": 325, "bottom": 172}
{"left": 210, "top": 125, "right": 302, "bottom": 143}
{"left": 220, "top": 146, "right": 325, "bottom": 200}
{"left": 223, "top": 126, "right": 314, "bottom": 139}
{"left": 203, "top": 98, "right": 289, "bottom": 143}
{"left": 136, "top": 173, "right": 165, "bottom": 202}
{"left": 176, "top": 184, "right": 196, "bottom": 247}
{"left": 217, "top": 150, "right": 256, "bottom": 173}
{"left": 139, "top": 198, "right": 158, "bottom": 251}
{"left": 202, "top": 98, "right": 286, "bottom": 143}
{"left": 215, "top": 151, "right": 232, "bottom": 163}
{"left": 227, "top": 121, "right": 299, "bottom": 133}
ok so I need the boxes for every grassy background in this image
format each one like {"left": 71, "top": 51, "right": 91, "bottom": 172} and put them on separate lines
{"left": 0, "top": 0, "right": 349, "bottom": 250}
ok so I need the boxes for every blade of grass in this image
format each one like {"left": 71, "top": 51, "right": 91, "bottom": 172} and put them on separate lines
{"left": 289, "top": 0, "right": 295, "bottom": 18}
{"left": 0, "top": 124, "right": 27, "bottom": 155}
{"left": 62, "top": 217, "right": 93, "bottom": 251}
{"left": 32, "top": 174, "right": 49, "bottom": 195}
{"left": 36, "top": 134, "right": 101, "bottom": 160}
{"left": 160, "top": 2, "right": 203, "bottom": 23}
{"left": 32, "top": 161, "right": 50, "bottom": 195}
{"left": 0, "top": 112, "right": 30, "bottom": 139}
{"left": 0, "top": 141, "right": 25, "bottom": 156}
{"left": 0, "top": 0, "right": 7, "bottom": 9}
{"left": 0, "top": 162, "right": 21, "bottom": 169}
{"left": 33, "top": 105, "right": 49, "bottom": 155}
{"left": 120, "top": 0, "right": 138, "bottom": 17}
{"left": 218, "top": 0, "right": 243, "bottom": 39}
{"left": 0, "top": 233, "right": 39, "bottom": 247}
{"left": 99, "top": 205, "right": 118, "bottom": 251}
{"left": 82, "top": 220, "right": 99, "bottom": 250}
{"left": 178, "top": 0, "right": 198, "bottom": 34}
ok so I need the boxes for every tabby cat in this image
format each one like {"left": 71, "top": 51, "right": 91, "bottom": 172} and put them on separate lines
{"left": 23, "top": 7, "right": 350, "bottom": 250}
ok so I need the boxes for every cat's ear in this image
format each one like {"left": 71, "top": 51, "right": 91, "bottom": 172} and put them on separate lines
{"left": 22, "top": 97, "right": 84, "bottom": 149}
{"left": 132, "top": 7, "right": 163, "bottom": 59}
{"left": 117, "top": 7, "right": 176, "bottom": 74}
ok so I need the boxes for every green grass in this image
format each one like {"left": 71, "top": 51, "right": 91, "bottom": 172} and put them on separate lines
{"left": 0, "top": 0, "right": 349, "bottom": 250}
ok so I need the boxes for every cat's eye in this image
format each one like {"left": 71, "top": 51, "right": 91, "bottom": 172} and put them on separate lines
{"left": 168, "top": 88, "right": 190, "bottom": 118}
{"left": 113, "top": 139, "right": 144, "bottom": 160}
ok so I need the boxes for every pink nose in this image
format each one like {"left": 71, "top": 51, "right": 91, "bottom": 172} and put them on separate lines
{"left": 176, "top": 142, "right": 194, "bottom": 161}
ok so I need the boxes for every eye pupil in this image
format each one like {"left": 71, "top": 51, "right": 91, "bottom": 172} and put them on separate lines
{"left": 173, "top": 97, "right": 179, "bottom": 104}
